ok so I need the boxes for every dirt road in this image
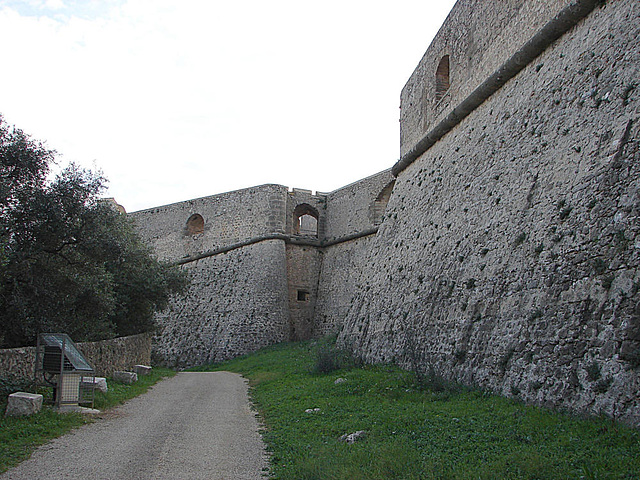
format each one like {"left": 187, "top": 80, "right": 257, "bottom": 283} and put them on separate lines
{"left": 1, "top": 372, "right": 268, "bottom": 479}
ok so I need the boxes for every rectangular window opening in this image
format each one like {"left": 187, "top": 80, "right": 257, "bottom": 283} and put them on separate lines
{"left": 297, "top": 290, "right": 310, "bottom": 302}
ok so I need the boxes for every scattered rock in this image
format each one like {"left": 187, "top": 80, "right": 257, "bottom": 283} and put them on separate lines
{"left": 113, "top": 371, "right": 138, "bottom": 384}
{"left": 5, "top": 392, "right": 43, "bottom": 417}
{"left": 56, "top": 405, "right": 101, "bottom": 415}
{"left": 339, "top": 430, "right": 367, "bottom": 444}
{"left": 134, "top": 365, "right": 152, "bottom": 376}
{"left": 334, "top": 378, "right": 347, "bottom": 385}
{"left": 82, "top": 377, "right": 108, "bottom": 393}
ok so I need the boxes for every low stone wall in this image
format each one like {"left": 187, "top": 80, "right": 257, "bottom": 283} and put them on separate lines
{"left": 0, "top": 347, "right": 36, "bottom": 382}
{"left": 0, "top": 333, "right": 153, "bottom": 381}
{"left": 78, "top": 333, "right": 152, "bottom": 377}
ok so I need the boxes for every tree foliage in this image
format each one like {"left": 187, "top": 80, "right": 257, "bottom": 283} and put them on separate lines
{"left": 0, "top": 116, "right": 188, "bottom": 347}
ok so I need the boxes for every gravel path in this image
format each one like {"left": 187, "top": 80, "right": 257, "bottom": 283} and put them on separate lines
{"left": 1, "top": 372, "right": 269, "bottom": 480}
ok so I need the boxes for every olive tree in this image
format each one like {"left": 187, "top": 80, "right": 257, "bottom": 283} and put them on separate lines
{"left": 0, "top": 115, "right": 187, "bottom": 347}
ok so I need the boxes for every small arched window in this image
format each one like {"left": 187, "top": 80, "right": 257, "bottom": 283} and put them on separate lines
{"left": 435, "top": 55, "right": 450, "bottom": 101}
{"left": 186, "top": 213, "right": 204, "bottom": 235}
{"left": 369, "top": 180, "right": 395, "bottom": 226}
{"left": 293, "top": 204, "right": 319, "bottom": 237}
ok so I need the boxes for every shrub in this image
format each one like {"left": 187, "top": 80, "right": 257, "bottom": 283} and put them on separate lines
{"left": 594, "top": 378, "right": 613, "bottom": 394}
{"left": 411, "top": 364, "right": 464, "bottom": 396}
{"left": 312, "top": 342, "right": 355, "bottom": 374}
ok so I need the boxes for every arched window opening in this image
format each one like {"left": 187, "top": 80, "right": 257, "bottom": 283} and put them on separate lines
{"left": 435, "top": 55, "right": 450, "bottom": 101}
{"left": 186, "top": 213, "right": 204, "bottom": 235}
{"left": 298, "top": 214, "right": 318, "bottom": 236}
{"left": 293, "top": 204, "right": 319, "bottom": 237}
{"left": 369, "top": 180, "right": 396, "bottom": 226}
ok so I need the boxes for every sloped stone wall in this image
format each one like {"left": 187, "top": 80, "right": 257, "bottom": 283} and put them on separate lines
{"left": 339, "top": 0, "right": 640, "bottom": 426}
{"left": 312, "top": 170, "right": 396, "bottom": 335}
{"left": 152, "top": 240, "right": 290, "bottom": 369}
{"left": 314, "top": 236, "right": 377, "bottom": 337}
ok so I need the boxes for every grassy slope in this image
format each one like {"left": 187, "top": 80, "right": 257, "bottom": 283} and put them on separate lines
{"left": 0, "top": 367, "right": 175, "bottom": 474}
{"left": 192, "top": 340, "right": 640, "bottom": 480}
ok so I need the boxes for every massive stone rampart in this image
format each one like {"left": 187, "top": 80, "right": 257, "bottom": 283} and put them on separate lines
{"left": 312, "top": 170, "right": 395, "bottom": 336}
{"left": 151, "top": 240, "right": 290, "bottom": 368}
{"left": 129, "top": 0, "right": 639, "bottom": 424}
{"left": 338, "top": 0, "right": 640, "bottom": 425}
{"left": 131, "top": 175, "right": 389, "bottom": 368}
{"left": 399, "top": 0, "right": 602, "bottom": 159}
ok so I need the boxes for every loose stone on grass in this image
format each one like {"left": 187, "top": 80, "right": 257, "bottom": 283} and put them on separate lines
{"left": 113, "top": 371, "right": 138, "bottom": 384}
{"left": 5, "top": 392, "right": 43, "bottom": 417}
{"left": 339, "top": 430, "right": 367, "bottom": 444}
{"left": 82, "top": 377, "right": 108, "bottom": 393}
{"left": 134, "top": 365, "right": 152, "bottom": 376}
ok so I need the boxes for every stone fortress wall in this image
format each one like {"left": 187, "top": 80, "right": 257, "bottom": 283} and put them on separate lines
{"left": 337, "top": 0, "right": 640, "bottom": 425}
{"left": 130, "top": 171, "right": 394, "bottom": 367}
{"left": 313, "top": 173, "right": 395, "bottom": 337}
{"left": 131, "top": 0, "right": 640, "bottom": 424}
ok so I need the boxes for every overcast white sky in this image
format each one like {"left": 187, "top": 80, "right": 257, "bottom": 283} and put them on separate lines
{"left": 0, "top": 0, "right": 457, "bottom": 212}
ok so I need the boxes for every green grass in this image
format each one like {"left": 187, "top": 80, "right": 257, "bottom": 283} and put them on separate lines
{"left": 192, "top": 339, "right": 640, "bottom": 479}
{"left": 0, "top": 406, "right": 87, "bottom": 473}
{"left": 0, "top": 367, "right": 174, "bottom": 474}
{"left": 92, "top": 367, "right": 176, "bottom": 410}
